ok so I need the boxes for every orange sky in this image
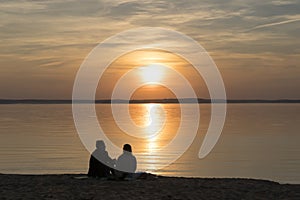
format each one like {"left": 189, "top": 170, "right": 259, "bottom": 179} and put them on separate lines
{"left": 0, "top": 0, "right": 299, "bottom": 99}
{"left": 97, "top": 49, "right": 208, "bottom": 100}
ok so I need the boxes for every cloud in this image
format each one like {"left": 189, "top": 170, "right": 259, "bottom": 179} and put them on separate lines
{"left": 247, "top": 18, "right": 300, "bottom": 31}
{"left": 0, "top": 0, "right": 299, "bottom": 98}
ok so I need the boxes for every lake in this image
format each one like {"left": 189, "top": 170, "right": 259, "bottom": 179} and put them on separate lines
{"left": 0, "top": 103, "right": 299, "bottom": 184}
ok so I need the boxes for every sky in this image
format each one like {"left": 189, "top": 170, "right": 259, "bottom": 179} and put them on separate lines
{"left": 0, "top": 0, "right": 299, "bottom": 99}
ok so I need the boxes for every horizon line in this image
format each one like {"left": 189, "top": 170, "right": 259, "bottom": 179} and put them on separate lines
{"left": 0, "top": 98, "right": 299, "bottom": 104}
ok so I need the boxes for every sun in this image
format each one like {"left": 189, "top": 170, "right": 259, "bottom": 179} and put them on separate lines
{"left": 139, "top": 64, "right": 166, "bottom": 83}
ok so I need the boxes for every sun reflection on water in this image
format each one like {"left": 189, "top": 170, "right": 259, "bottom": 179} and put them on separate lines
{"left": 143, "top": 104, "right": 164, "bottom": 152}
{"left": 129, "top": 103, "right": 181, "bottom": 172}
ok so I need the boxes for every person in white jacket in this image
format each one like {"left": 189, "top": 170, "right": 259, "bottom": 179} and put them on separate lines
{"left": 115, "top": 144, "right": 137, "bottom": 179}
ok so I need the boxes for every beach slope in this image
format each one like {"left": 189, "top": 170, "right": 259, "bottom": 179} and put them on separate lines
{"left": 0, "top": 174, "right": 299, "bottom": 200}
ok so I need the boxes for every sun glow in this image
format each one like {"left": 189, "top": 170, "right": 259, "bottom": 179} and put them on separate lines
{"left": 139, "top": 64, "right": 166, "bottom": 83}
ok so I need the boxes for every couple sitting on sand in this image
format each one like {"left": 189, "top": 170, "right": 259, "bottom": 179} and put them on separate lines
{"left": 87, "top": 140, "right": 137, "bottom": 180}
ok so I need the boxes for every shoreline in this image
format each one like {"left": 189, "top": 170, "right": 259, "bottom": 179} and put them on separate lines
{"left": 1, "top": 174, "right": 299, "bottom": 199}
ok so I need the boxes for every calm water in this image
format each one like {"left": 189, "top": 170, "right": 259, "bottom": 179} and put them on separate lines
{"left": 0, "top": 104, "right": 299, "bottom": 183}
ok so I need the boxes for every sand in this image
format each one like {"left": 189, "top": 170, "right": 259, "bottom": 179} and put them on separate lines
{"left": 0, "top": 174, "right": 299, "bottom": 200}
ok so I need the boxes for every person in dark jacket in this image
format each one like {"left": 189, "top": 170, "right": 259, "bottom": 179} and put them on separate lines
{"left": 87, "top": 140, "right": 114, "bottom": 178}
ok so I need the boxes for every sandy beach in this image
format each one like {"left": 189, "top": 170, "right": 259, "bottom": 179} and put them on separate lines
{"left": 0, "top": 174, "right": 299, "bottom": 200}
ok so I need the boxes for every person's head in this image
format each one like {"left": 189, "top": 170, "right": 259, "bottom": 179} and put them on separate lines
{"left": 123, "top": 144, "right": 132, "bottom": 153}
{"left": 96, "top": 140, "right": 105, "bottom": 151}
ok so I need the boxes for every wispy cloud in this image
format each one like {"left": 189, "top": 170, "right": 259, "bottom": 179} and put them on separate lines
{"left": 247, "top": 18, "right": 300, "bottom": 31}
{"left": 0, "top": 0, "right": 299, "bottom": 99}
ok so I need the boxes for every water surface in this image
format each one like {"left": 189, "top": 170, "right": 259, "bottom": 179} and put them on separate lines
{"left": 0, "top": 104, "right": 299, "bottom": 183}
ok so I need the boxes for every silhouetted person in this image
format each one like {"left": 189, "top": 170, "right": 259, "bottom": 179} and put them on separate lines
{"left": 115, "top": 144, "right": 137, "bottom": 180}
{"left": 87, "top": 140, "right": 114, "bottom": 178}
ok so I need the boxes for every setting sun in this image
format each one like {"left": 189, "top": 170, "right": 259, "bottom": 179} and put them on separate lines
{"left": 139, "top": 64, "right": 166, "bottom": 83}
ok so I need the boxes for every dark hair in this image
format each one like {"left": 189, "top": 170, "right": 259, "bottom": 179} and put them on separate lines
{"left": 96, "top": 140, "right": 105, "bottom": 150}
{"left": 123, "top": 144, "right": 132, "bottom": 153}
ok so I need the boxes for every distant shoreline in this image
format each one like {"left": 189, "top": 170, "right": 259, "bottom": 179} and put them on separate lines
{"left": 0, "top": 99, "right": 299, "bottom": 104}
